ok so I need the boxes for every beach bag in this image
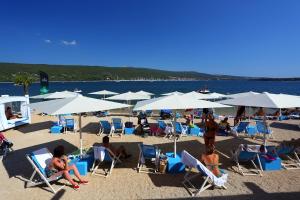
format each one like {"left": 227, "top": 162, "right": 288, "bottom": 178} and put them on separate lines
{"left": 125, "top": 122, "right": 133, "bottom": 128}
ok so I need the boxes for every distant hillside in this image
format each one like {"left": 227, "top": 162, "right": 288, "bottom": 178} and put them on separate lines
{"left": 0, "top": 62, "right": 246, "bottom": 82}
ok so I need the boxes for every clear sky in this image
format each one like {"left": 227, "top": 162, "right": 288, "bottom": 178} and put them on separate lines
{"left": 1, "top": 0, "right": 300, "bottom": 77}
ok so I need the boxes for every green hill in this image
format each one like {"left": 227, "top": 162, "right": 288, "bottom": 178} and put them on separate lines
{"left": 0, "top": 62, "right": 244, "bottom": 82}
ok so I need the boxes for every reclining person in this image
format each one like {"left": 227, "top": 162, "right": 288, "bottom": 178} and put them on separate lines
{"left": 45, "top": 145, "right": 88, "bottom": 190}
{"left": 102, "top": 136, "right": 131, "bottom": 159}
{"left": 201, "top": 144, "right": 226, "bottom": 177}
{"left": 5, "top": 107, "right": 17, "bottom": 120}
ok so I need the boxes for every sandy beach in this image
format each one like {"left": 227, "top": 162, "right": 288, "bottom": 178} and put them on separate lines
{"left": 1, "top": 113, "right": 300, "bottom": 200}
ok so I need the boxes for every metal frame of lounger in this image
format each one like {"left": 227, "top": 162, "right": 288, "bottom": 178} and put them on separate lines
{"left": 231, "top": 146, "right": 263, "bottom": 177}
{"left": 24, "top": 150, "right": 65, "bottom": 194}
{"left": 181, "top": 151, "right": 227, "bottom": 197}
{"left": 137, "top": 143, "right": 160, "bottom": 174}
{"left": 90, "top": 147, "right": 122, "bottom": 177}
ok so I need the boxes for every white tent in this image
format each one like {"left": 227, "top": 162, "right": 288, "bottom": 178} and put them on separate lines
{"left": 181, "top": 91, "right": 215, "bottom": 100}
{"left": 135, "top": 90, "right": 154, "bottom": 96}
{"left": 225, "top": 91, "right": 260, "bottom": 99}
{"left": 31, "top": 91, "right": 79, "bottom": 99}
{"left": 105, "top": 91, "right": 151, "bottom": 102}
{"left": 161, "top": 91, "right": 184, "bottom": 96}
{"left": 29, "top": 95, "right": 130, "bottom": 154}
{"left": 133, "top": 94, "right": 230, "bottom": 157}
{"left": 89, "top": 90, "right": 119, "bottom": 99}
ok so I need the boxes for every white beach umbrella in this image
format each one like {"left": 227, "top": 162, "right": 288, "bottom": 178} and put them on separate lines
{"left": 105, "top": 91, "right": 151, "bottom": 102}
{"left": 208, "top": 92, "right": 227, "bottom": 99}
{"left": 89, "top": 90, "right": 119, "bottom": 99}
{"left": 220, "top": 92, "right": 300, "bottom": 145}
{"left": 181, "top": 91, "right": 215, "bottom": 100}
{"left": 31, "top": 90, "right": 79, "bottom": 99}
{"left": 225, "top": 91, "right": 260, "bottom": 99}
{"left": 134, "top": 94, "right": 230, "bottom": 157}
{"left": 29, "top": 95, "right": 130, "bottom": 154}
{"left": 135, "top": 90, "right": 154, "bottom": 96}
{"left": 161, "top": 91, "right": 184, "bottom": 96}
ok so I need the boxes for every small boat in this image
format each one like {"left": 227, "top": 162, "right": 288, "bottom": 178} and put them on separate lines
{"left": 74, "top": 88, "right": 82, "bottom": 93}
{"left": 198, "top": 86, "right": 210, "bottom": 94}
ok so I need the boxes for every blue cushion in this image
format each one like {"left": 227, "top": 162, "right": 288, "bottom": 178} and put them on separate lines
{"left": 31, "top": 154, "right": 46, "bottom": 176}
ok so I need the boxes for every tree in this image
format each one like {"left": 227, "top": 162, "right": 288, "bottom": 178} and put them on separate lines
{"left": 13, "top": 72, "right": 35, "bottom": 95}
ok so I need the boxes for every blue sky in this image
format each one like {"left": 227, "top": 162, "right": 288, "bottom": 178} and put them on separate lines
{"left": 1, "top": 0, "right": 300, "bottom": 77}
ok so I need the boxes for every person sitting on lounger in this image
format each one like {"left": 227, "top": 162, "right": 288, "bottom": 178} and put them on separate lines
{"left": 45, "top": 145, "right": 88, "bottom": 190}
{"left": 219, "top": 117, "right": 231, "bottom": 133}
{"left": 102, "top": 136, "right": 131, "bottom": 159}
{"left": 201, "top": 144, "right": 226, "bottom": 177}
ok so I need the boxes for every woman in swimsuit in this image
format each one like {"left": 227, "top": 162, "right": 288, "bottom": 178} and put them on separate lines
{"left": 46, "top": 145, "right": 88, "bottom": 190}
{"left": 204, "top": 113, "right": 219, "bottom": 147}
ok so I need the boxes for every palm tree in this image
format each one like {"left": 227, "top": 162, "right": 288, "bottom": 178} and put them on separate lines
{"left": 14, "top": 72, "right": 35, "bottom": 95}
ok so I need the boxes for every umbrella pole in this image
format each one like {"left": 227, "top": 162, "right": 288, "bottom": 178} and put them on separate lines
{"left": 79, "top": 113, "right": 83, "bottom": 155}
{"left": 263, "top": 109, "right": 267, "bottom": 147}
{"left": 174, "top": 110, "right": 177, "bottom": 158}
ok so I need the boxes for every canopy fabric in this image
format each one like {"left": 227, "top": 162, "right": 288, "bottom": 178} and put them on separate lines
{"left": 89, "top": 90, "right": 119, "bottom": 95}
{"left": 133, "top": 94, "right": 230, "bottom": 111}
{"left": 161, "top": 91, "right": 184, "bottom": 96}
{"left": 135, "top": 90, "right": 154, "bottom": 96}
{"left": 29, "top": 95, "right": 131, "bottom": 115}
{"left": 181, "top": 91, "right": 215, "bottom": 100}
{"left": 219, "top": 92, "right": 300, "bottom": 109}
{"left": 225, "top": 91, "right": 260, "bottom": 99}
{"left": 208, "top": 92, "right": 227, "bottom": 99}
{"left": 31, "top": 91, "right": 79, "bottom": 99}
{"left": 105, "top": 91, "right": 151, "bottom": 101}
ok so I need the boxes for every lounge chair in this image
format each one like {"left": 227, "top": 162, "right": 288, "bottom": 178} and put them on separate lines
{"left": 157, "top": 120, "right": 173, "bottom": 138}
{"left": 267, "top": 146, "right": 300, "bottom": 170}
{"left": 231, "top": 121, "right": 250, "bottom": 136}
{"left": 137, "top": 143, "right": 160, "bottom": 173}
{"left": 181, "top": 150, "right": 228, "bottom": 196}
{"left": 255, "top": 121, "right": 273, "bottom": 139}
{"left": 65, "top": 118, "right": 76, "bottom": 133}
{"left": 25, "top": 148, "right": 65, "bottom": 194}
{"left": 111, "top": 118, "right": 124, "bottom": 136}
{"left": 91, "top": 146, "right": 122, "bottom": 177}
{"left": 173, "top": 121, "right": 188, "bottom": 138}
{"left": 231, "top": 144, "right": 263, "bottom": 176}
{"left": 98, "top": 120, "right": 113, "bottom": 136}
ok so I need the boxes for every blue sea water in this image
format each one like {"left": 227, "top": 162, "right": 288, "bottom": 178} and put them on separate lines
{"left": 0, "top": 80, "right": 300, "bottom": 97}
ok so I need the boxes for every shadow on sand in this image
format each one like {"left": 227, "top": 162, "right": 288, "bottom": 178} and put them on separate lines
{"left": 17, "top": 121, "right": 53, "bottom": 134}
{"left": 270, "top": 121, "right": 300, "bottom": 131}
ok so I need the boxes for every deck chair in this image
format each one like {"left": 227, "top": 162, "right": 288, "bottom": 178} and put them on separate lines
{"left": 256, "top": 121, "right": 273, "bottom": 139}
{"left": 231, "top": 121, "right": 250, "bottom": 136}
{"left": 231, "top": 144, "right": 263, "bottom": 176}
{"left": 137, "top": 143, "right": 160, "bottom": 173}
{"left": 65, "top": 118, "right": 76, "bottom": 133}
{"left": 111, "top": 118, "right": 124, "bottom": 136}
{"left": 181, "top": 150, "right": 228, "bottom": 197}
{"left": 98, "top": 120, "right": 113, "bottom": 136}
{"left": 91, "top": 146, "right": 122, "bottom": 177}
{"left": 157, "top": 120, "right": 173, "bottom": 138}
{"left": 173, "top": 121, "right": 188, "bottom": 138}
{"left": 25, "top": 148, "right": 65, "bottom": 194}
{"left": 267, "top": 146, "right": 300, "bottom": 170}
{"left": 0, "top": 133, "right": 13, "bottom": 161}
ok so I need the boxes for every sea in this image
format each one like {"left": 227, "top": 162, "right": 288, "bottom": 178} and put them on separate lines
{"left": 0, "top": 80, "right": 300, "bottom": 97}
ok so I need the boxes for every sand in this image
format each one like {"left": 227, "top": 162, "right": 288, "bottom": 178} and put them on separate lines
{"left": 1, "top": 113, "right": 300, "bottom": 200}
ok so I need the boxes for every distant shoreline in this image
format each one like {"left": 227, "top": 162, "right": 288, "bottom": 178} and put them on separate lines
{"left": 1, "top": 78, "right": 300, "bottom": 84}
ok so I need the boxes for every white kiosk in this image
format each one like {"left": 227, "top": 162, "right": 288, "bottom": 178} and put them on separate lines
{"left": 0, "top": 95, "right": 31, "bottom": 131}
